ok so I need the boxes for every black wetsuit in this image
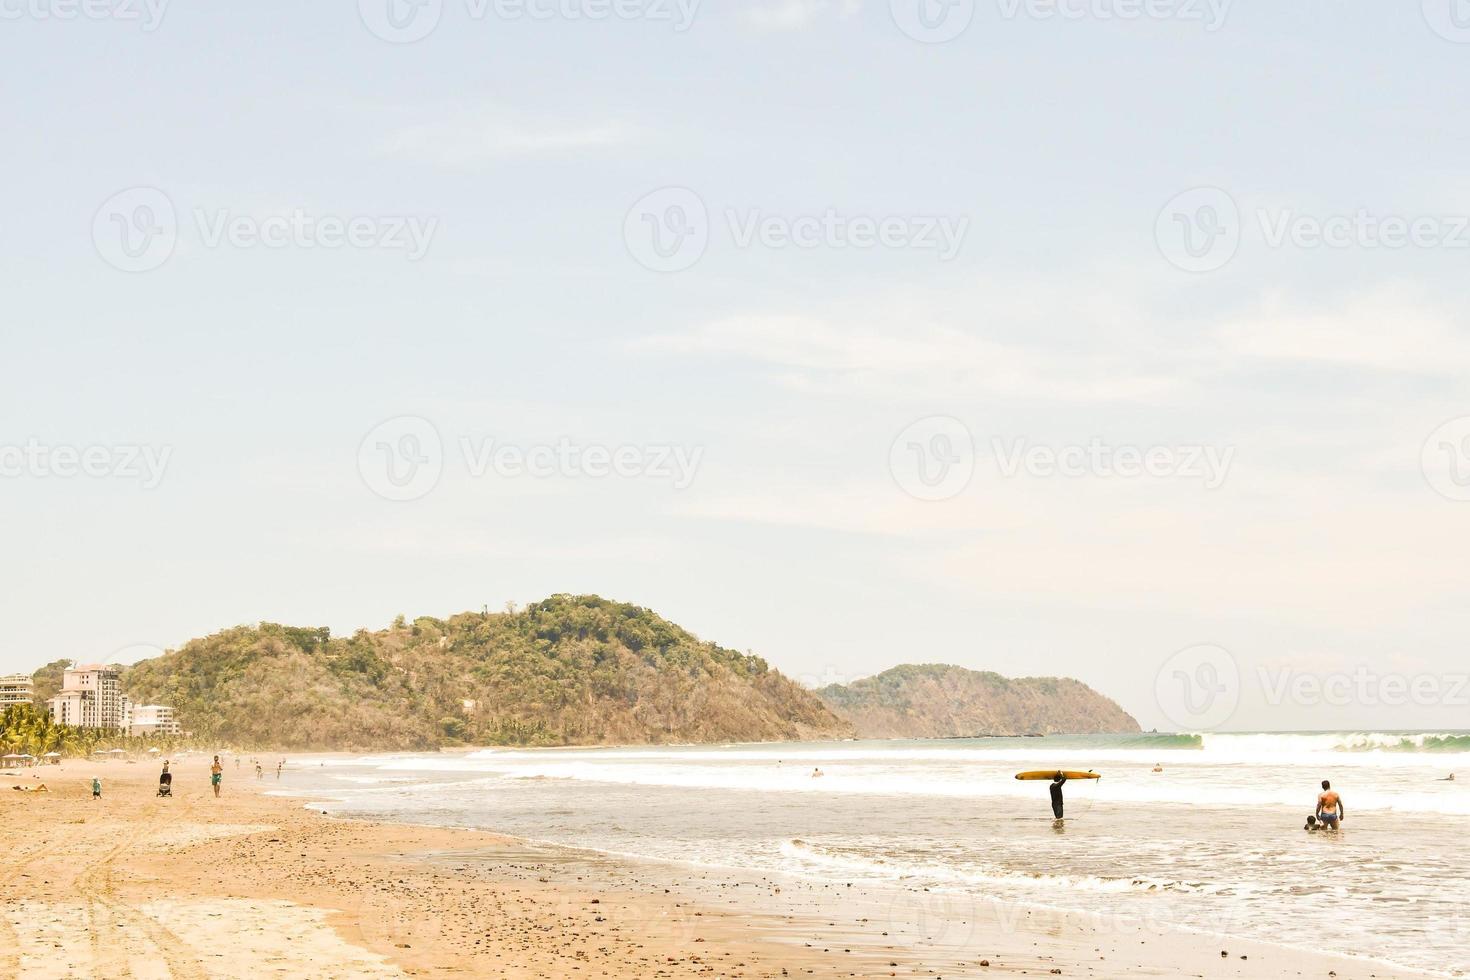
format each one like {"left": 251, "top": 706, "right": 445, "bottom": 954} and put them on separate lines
{"left": 1049, "top": 776, "right": 1067, "bottom": 819}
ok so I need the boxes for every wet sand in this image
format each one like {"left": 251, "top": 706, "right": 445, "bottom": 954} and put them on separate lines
{"left": 0, "top": 756, "right": 1430, "bottom": 978}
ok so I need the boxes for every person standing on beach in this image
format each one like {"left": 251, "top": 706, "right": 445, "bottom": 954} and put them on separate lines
{"left": 211, "top": 756, "right": 223, "bottom": 798}
{"left": 92, "top": 777, "right": 101, "bottom": 800}
{"left": 1317, "top": 780, "right": 1344, "bottom": 829}
{"left": 1050, "top": 772, "right": 1067, "bottom": 820}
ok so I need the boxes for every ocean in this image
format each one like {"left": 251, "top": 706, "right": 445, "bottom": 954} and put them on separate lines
{"left": 278, "top": 733, "right": 1470, "bottom": 977}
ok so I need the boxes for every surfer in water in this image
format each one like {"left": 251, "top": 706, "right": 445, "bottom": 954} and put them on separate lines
{"left": 1316, "top": 780, "right": 1344, "bottom": 830}
{"left": 1050, "top": 772, "right": 1067, "bottom": 820}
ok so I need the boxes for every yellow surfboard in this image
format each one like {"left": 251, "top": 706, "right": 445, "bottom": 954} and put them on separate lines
{"left": 1014, "top": 770, "right": 1101, "bottom": 781}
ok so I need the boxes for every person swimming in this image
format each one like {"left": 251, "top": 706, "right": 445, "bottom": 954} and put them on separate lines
{"left": 1317, "top": 780, "right": 1344, "bottom": 829}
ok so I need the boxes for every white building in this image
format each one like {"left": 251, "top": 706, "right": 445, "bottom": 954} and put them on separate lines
{"left": 46, "top": 664, "right": 125, "bottom": 730}
{"left": 0, "top": 674, "right": 33, "bottom": 707}
{"left": 125, "top": 703, "right": 181, "bottom": 737}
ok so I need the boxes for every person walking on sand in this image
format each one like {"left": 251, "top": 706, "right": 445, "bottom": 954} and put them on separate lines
{"left": 1050, "top": 772, "right": 1067, "bottom": 820}
{"left": 1317, "top": 780, "right": 1344, "bottom": 829}
{"left": 92, "top": 776, "right": 101, "bottom": 800}
{"left": 211, "top": 756, "right": 223, "bottom": 798}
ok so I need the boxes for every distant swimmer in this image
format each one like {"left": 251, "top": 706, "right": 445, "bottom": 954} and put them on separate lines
{"left": 1316, "top": 780, "right": 1344, "bottom": 830}
{"left": 1152, "top": 763, "right": 1164, "bottom": 773}
{"left": 1441, "top": 773, "right": 1456, "bottom": 782}
{"left": 811, "top": 768, "right": 824, "bottom": 778}
{"left": 1050, "top": 772, "right": 1067, "bottom": 820}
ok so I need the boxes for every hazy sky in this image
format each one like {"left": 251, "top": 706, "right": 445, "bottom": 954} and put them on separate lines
{"left": 4, "top": 1, "right": 1469, "bottom": 732}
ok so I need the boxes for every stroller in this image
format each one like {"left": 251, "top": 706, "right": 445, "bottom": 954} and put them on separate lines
{"left": 157, "top": 767, "right": 173, "bottom": 797}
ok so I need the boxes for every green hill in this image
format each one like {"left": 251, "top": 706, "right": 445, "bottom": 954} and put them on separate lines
{"left": 119, "top": 594, "right": 851, "bottom": 750}
{"left": 817, "top": 663, "right": 1140, "bottom": 738}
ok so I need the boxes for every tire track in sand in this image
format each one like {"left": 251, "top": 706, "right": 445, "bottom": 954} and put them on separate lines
{"left": 74, "top": 799, "right": 210, "bottom": 980}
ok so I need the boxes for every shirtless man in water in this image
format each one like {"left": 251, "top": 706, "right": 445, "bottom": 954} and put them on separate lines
{"left": 1317, "top": 780, "right": 1344, "bottom": 829}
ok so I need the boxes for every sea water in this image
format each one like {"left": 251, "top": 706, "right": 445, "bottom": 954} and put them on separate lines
{"left": 280, "top": 733, "right": 1470, "bottom": 977}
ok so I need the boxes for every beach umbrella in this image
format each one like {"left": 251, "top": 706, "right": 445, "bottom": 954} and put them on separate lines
{"left": 107, "top": 748, "right": 127, "bottom": 755}
{"left": 1, "top": 753, "right": 23, "bottom": 760}
{"left": 42, "top": 752, "right": 60, "bottom": 757}
{"left": 147, "top": 747, "right": 161, "bottom": 754}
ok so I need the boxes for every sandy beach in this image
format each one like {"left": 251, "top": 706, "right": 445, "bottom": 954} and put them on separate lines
{"left": 0, "top": 755, "right": 1430, "bottom": 979}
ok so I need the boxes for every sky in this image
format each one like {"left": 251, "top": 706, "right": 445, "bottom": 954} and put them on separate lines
{"left": 2, "top": 1, "right": 1469, "bottom": 732}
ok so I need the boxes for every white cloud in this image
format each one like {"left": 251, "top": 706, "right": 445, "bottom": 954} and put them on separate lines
{"left": 637, "top": 312, "right": 1182, "bottom": 403}
{"left": 741, "top": 0, "right": 860, "bottom": 31}
{"left": 1216, "top": 285, "right": 1470, "bottom": 375}
{"left": 377, "top": 108, "right": 635, "bottom": 166}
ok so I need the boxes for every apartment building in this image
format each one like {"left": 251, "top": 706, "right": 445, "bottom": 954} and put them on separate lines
{"left": 45, "top": 664, "right": 124, "bottom": 730}
{"left": 0, "top": 673, "right": 33, "bottom": 707}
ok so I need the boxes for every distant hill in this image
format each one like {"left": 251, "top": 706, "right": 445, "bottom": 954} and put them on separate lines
{"left": 120, "top": 595, "right": 851, "bottom": 750}
{"left": 29, "top": 659, "right": 69, "bottom": 705}
{"left": 816, "top": 664, "right": 1140, "bottom": 738}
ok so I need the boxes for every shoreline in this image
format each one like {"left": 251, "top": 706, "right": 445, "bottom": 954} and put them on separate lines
{"left": 3, "top": 755, "right": 1437, "bottom": 978}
